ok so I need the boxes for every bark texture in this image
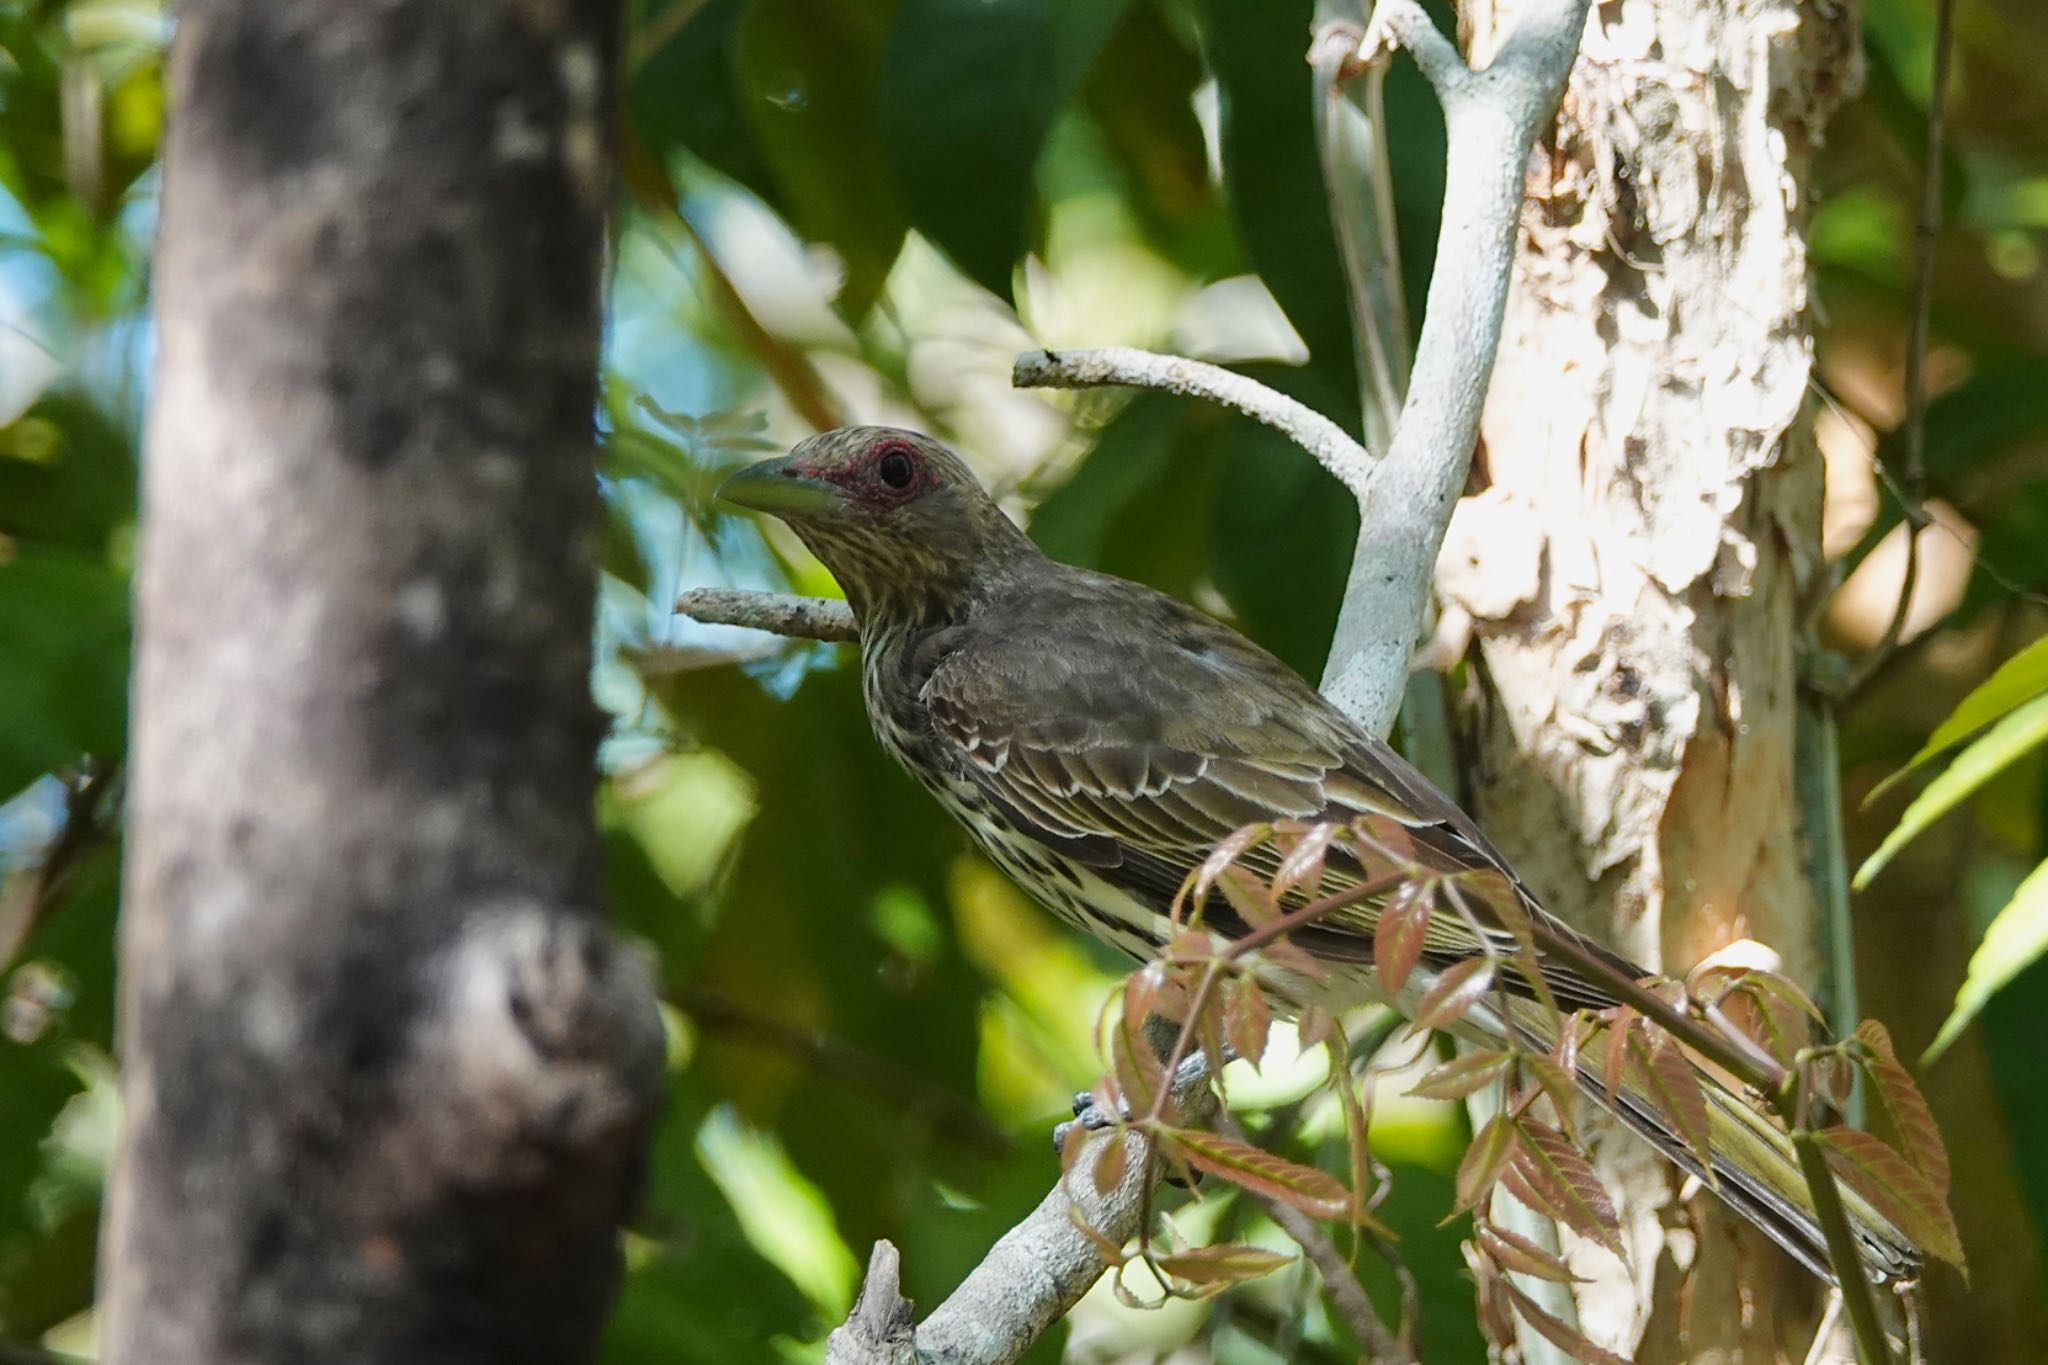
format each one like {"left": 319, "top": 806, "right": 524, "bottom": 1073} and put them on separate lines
{"left": 100, "top": 4, "right": 664, "bottom": 1363}
{"left": 1445, "top": 0, "right": 1859, "bottom": 1357}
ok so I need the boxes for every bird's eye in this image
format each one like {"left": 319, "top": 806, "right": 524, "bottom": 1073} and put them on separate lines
{"left": 876, "top": 448, "right": 916, "bottom": 489}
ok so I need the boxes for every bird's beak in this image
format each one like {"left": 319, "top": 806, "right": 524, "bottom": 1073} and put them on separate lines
{"left": 717, "top": 456, "right": 842, "bottom": 520}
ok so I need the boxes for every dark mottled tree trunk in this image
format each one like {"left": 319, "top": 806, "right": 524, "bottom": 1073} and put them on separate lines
{"left": 100, "top": 4, "right": 663, "bottom": 1363}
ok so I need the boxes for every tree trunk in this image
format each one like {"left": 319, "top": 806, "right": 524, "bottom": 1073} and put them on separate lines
{"left": 100, "top": 4, "right": 663, "bottom": 1363}
{"left": 1447, "top": 0, "right": 1858, "bottom": 1356}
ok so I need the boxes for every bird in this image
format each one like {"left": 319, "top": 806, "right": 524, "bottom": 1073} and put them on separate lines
{"left": 718, "top": 423, "right": 1920, "bottom": 1285}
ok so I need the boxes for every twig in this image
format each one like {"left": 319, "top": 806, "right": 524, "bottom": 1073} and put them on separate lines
{"left": 1219, "top": 1107, "right": 1413, "bottom": 1365}
{"left": 1840, "top": 0, "right": 1952, "bottom": 699}
{"left": 1786, "top": 1091, "right": 1895, "bottom": 1364}
{"left": 1320, "top": 0, "right": 1589, "bottom": 738}
{"left": 674, "top": 587, "right": 857, "bottom": 642}
{"left": 1012, "top": 348, "right": 1374, "bottom": 499}
{"left": 0, "top": 761, "right": 120, "bottom": 973}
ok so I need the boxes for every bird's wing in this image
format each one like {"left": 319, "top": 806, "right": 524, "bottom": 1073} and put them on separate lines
{"left": 918, "top": 578, "right": 1624, "bottom": 1003}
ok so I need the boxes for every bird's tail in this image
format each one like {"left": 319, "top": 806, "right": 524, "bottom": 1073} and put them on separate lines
{"left": 1504, "top": 998, "right": 1921, "bottom": 1285}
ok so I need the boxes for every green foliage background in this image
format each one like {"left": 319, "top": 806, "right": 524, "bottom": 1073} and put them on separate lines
{"left": 2, "top": 0, "right": 2045, "bottom": 1359}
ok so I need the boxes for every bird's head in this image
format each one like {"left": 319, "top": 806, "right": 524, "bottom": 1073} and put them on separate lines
{"left": 718, "top": 426, "right": 1036, "bottom": 624}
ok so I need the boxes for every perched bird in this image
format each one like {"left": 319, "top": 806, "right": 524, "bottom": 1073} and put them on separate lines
{"left": 719, "top": 424, "right": 1918, "bottom": 1284}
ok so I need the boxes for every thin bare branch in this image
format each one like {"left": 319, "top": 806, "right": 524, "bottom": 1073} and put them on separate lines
{"left": 1012, "top": 347, "right": 1374, "bottom": 498}
{"left": 675, "top": 587, "right": 857, "bottom": 642}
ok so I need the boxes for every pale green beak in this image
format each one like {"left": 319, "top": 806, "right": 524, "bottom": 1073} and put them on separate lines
{"left": 717, "top": 456, "right": 843, "bottom": 519}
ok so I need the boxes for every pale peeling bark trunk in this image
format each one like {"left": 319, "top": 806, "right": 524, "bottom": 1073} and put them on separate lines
{"left": 1441, "top": 1, "right": 1858, "bottom": 1357}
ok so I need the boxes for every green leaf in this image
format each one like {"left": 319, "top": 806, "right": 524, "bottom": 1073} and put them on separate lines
{"left": 1924, "top": 857, "right": 2048, "bottom": 1063}
{"left": 1870, "top": 633, "right": 2048, "bottom": 802}
{"left": 734, "top": 0, "right": 908, "bottom": 317}
{"left": 1854, "top": 691, "right": 2048, "bottom": 889}
{"left": 878, "top": 0, "right": 1132, "bottom": 297}
{"left": 0, "top": 556, "right": 130, "bottom": 795}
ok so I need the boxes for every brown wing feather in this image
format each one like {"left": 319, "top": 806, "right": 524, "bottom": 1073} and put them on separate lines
{"left": 915, "top": 568, "right": 1641, "bottom": 1009}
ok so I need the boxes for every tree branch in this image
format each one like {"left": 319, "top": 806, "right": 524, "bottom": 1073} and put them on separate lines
{"left": 824, "top": 1070, "right": 1218, "bottom": 1365}
{"left": 1012, "top": 348, "right": 1374, "bottom": 498}
{"left": 674, "top": 587, "right": 857, "bottom": 642}
{"left": 1321, "top": 0, "right": 1589, "bottom": 737}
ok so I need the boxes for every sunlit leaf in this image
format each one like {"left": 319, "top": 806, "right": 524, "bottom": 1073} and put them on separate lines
{"left": 1271, "top": 820, "right": 1335, "bottom": 899}
{"left": 1872, "top": 634, "right": 2048, "bottom": 801}
{"left": 1855, "top": 691, "right": 2048, "bottom": 888}
{"left": 1924, "top": 857, "right": 2048, "bottom": 1063}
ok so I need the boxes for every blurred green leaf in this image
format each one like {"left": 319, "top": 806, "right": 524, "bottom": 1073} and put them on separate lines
{"left": 735, "top": 0, "right": 908, "bottom": 317}
{"left": 0, "top": 556, "right": 130, "bottom": 796}
{"left": 627, "top": 0, "right": 779, "bottom": 203}
{"left": 879, "top": 0, "right": 1132, "bottom": 297}
{"left": 0, "top": 393, "right": 137, "bottom": 557}
{"left": 1188, "top": 0, "right": 1359, "bottom": 415}
{"left": 1875, "top": 633, "right": 2048, "bottom": 801}
{"left": 1926, "top": 857, "right": 2048, "bottom": 1062}
{"left": 1857, "top": 691, "right": 2048, "bottom": 889}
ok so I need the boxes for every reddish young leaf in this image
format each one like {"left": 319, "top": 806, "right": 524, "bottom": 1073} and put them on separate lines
{"left": 1513, "top": 1119, "right": 1625, "bottom": 1260}
{"left": 1256, "top": 937, "right": 1328, "bottom": 981}
{"left": 1192, "top": 823, "right": 1271, "bottom": 905}
{"left": 1272, "top": 820, "right": 1336, "bottom": 899}
{"left": 1478, "top": 1222, "right": 1584, "bottom": 1284}
{"left": 1501, "top": 1279, "right": 1633, "bottom": 1365}
{"left": 1065, "top": 1199, "right": 1128, "bottom": 1265}
{"left": 1598, "top": 1006, "right": 1637, "bottom": 1104}
{"left": 1110, "top": 1006, "right": 1164, "bottom": 1115}
{"left": 1454, "top": 1115, "right": 1522, "bottom": 1215}
{"left": 1816, "top": 1126, "right": 1967, "bottom": 1270}
{"left": 1294, "top": 1004, "right": 1337, "bottom": 1051}
{"left": 1123, "top": 963, "right": 1166, "bottom": 1031}
{"left": 1520, "top": 1050, "right": 1581, "bottom": 1137}
{"left": 1374, "top": 881, "right": 1433, "bottom": 996}
{"left": 1409, "top": 1048, "right": 1513, "bottom": 1103}
{"left": 1855, "top": 1019, "right": 1951, "bottom": 1197}
{"left": 1334, "top": 1070, "right": 1394, "bottom": 1236}
{"left": 1168, "top": 1129, "right": 1350, "bottom": 1219}
{"left": 1090, "top": 1131, "right": 1130, "bottom": 1196}
{"left": 1630, "top": 1032, "right": 1714, "bottom": 1183}
{"left": 1216, "top": 863, "right": 1280, "bottom": 930}
{"left": 1414, "top": 957, "right": 1496, "bottom": 1031}
{"left": 1223, "top": 974, "right": 1273, "bottom": 1071}
{"left": 1154, "top": 1243, "right": 1296, "bottom": 1286}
